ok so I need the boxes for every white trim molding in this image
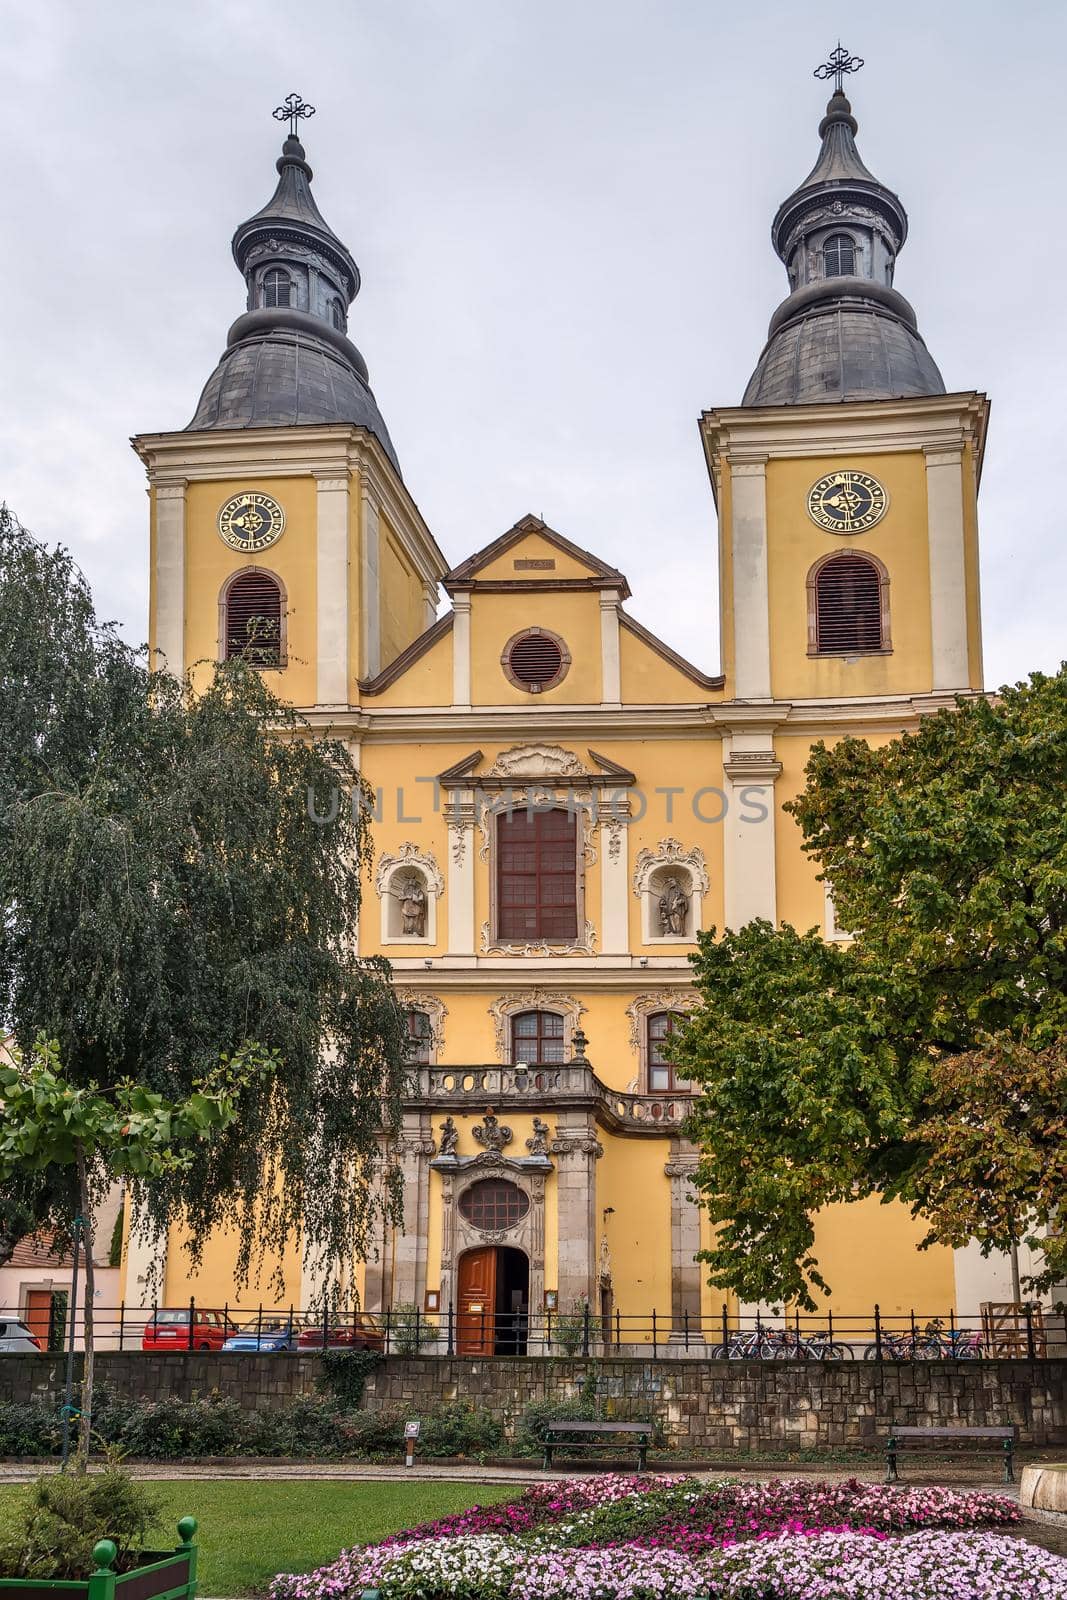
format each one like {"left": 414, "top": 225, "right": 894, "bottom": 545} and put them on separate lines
{"left": 154, "top": 482, "right": 186, "bottom": 677}
{"left": 489, "top": 991, "right": 587, "bottom": 1063}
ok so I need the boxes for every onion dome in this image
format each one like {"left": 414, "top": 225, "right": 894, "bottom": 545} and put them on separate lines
{"left": 187, "top": 106, "right": 400, "bottom": 471}
{"left": 743, "top": 76, "right": 945, "bottom": 407}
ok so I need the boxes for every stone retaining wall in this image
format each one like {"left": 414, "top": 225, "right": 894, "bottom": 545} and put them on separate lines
{"left": 1, "top": 1353, "right": 1064, "bottom": 1450}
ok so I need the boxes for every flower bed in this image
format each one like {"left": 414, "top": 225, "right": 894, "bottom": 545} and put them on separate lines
{"left": 270, "top": 1474, "right": 1066, "bottom": 1600}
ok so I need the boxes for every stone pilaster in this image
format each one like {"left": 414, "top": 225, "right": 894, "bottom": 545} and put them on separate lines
{"left": 722, "top": 738, "right": 781, "bottom": 928}
{"left": 665, "top": 1142, "right": 702, "bottom": 1339}
{"left": 597, "top": 794, "right": 630, "bottom": 954}
{"left": 443, "top": 789, "right": 476, "bottom": 956}
{"left": 390, "top": 1112, "right": 436, "bottom": 1309}
{"left": 314, "top": 473, "right": 350, "bottom": 706}
{"left": 153, "top": 482, "right": 186, "bottom": 676}
{"left": 550, "top": 1112, "right": 603, "bottom": 1309}
{"left": 924, "top": 446, "right": 971, "bottom": 691}
{"left": 451, "top": 592, "right": 472, "bottom": 707}
{"left": 729, "top": 458, "right": 771, "bottom": 699}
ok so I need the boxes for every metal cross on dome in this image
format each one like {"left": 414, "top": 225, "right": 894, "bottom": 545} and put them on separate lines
{"left": 273, "top": 92, "right": 316, "bottom": 137}
{"left": 813, "top": 43, "right": 864, "bottom": 93}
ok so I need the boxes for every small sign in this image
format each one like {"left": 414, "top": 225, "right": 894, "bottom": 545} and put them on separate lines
{"left": 404, "top": 1420, "right": 421, "bottom": 1439}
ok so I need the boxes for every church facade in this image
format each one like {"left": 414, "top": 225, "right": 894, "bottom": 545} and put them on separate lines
{"left": 125, "top": 73, "right": 1015, "bottom": 1346}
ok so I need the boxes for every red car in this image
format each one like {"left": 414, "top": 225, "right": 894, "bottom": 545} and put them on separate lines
{"left": 142, "top": 1307, "right": 238, "bottom": 1351}
{"left": 296, "top": 1315, "right": 385, "bottom": 1352}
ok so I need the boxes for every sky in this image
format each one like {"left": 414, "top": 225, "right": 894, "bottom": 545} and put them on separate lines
{"left": 2, "top": 0, "right": 1064, "bottom": 689}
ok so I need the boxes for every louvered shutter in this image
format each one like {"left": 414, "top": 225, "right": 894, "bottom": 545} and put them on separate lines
{"left": 225, "top": 572, "right": 283, "bottom": 665}
{"left": 815, "top": 555, "right": 883, "bottom": 653}
{"left": 507, "top": 632, "right": 563, "bottom": 689}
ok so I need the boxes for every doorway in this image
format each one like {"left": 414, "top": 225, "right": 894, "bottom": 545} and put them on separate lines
{"left": 24, "top": 1289, "right": 67, "bottom": 1351}
{"left": 456, "top": 1246, "right": 529, "bottom": 1355}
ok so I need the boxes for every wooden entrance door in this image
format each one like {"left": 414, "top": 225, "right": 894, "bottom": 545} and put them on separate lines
{"left": 24, "top": 1290, "right": 53, "bottom": 1347}
{"left": 457, "top": 1247, "right": 497, "bottom": 1355}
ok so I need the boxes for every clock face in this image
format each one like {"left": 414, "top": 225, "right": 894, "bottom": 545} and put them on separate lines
{"left": 806, "top": 470, "right": 888, "bottom": 535}
{"left": 217, "top": 491, "right": 286, "bottom": 553}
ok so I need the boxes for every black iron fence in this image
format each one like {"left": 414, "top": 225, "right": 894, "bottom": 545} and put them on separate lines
{"left": 11, "top": 1298, "right": 1062, "bottom": 1361}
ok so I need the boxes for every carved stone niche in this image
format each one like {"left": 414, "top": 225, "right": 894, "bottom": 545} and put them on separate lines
{"left": 632, "top": 838, "right": 709, "bottom": 943}
{"left": 375, "top": 842, "right": 444, "bottom": 945}
{"left": 437, "top": 1162, "right": 548, "bottom": 1324}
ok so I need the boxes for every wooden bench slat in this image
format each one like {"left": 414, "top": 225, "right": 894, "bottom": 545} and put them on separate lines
{"left": 891, "top": 1426, "right": 1015, "bottom": 1439}
{"left": 885, "top": 1422, "right": 1016, "bottom": 1483}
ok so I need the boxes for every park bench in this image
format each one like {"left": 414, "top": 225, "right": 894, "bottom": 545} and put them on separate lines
{"left": 885, "top": 1424, "right": 1017, "bottom": 1483}
{"left": 542, "top": 1419, "right": 653, "bottom": 1472}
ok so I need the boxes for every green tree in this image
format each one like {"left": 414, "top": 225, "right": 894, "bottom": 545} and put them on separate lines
{"left": 0, "top": 1035, "right": 275, "bottom": 1460}
{"left": 675, "top": 669, "right": 1067, "bottom": 1308}
{"left": 0, "top": 505, "right": 407, "bottom": 1287}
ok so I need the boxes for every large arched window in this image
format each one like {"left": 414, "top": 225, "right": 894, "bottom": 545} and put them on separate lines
{"left": 222, "top": 570, "right": 284, "bottom": 666}
{"left": 511, "top": 1010, "right": 565, "bottom": 1065}
{"left": 823, "top": 234, "right": 855, "bottom": 277}
{"left": 329, "top": 298, "right": 345, "bottom": 331}
{"left": 263, "top": 268, "right": 293, "bottom": 308}
{"left": 809, "top": 553, "right": 889, "bottom": 655}
{"left": 497, "top": 808, "right": 577, "bottom": 941}
{"left": 404, "top": 1009, "right": 433, "bottom": 1064}
{"left": 647, "top": 1012, "right": 692, "bottom": 1093}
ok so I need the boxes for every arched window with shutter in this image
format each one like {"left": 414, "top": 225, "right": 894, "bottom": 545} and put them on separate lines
{"left": 262, "top": 268, "right": 293, "bottom": 308}
{"left": 823, "top": 234, "right": 855, "bottom": 277}
{"left": 808, "top": 552, "right": 890, "bottom": 656}
{"left": 220, "top": 569, "right": 286, "bottom": 667}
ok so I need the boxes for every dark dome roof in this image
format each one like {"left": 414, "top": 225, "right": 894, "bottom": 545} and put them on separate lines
{"left": 743, "top": 304, "right": 945, "bottom": 407}
{"left": 188, "top": 325, "right": 400, "bottom": 470}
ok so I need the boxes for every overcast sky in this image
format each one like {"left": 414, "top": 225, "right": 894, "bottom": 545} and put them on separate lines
{"left": 3, "top": 0, "right": 1064, "bottom": 689}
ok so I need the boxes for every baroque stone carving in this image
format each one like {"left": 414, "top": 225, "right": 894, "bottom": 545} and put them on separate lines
{"left": 438, "top": 1115, "right": 459, "bottom": 1157}
{"left": 484, "top": 744, "right": 589, "bottom": 779}
{"left": 480, "top": 918, "right": 597, "bottom": 958}
{"left": 397, "top": 992, "right": 447, "bottom": 1054}
{"left": 658, "top": 876, "right": 689, "bottom": 936}
{"left": 472, "top": 1110, "right": 513, "bottom": 1151}
{"left": 375, "top": 842, "right": 445, "bottom": 899}
{"left": 631, "top": 838, "right": 710, "bottom": 898}
{"left": 549, "top": 1131, "right": 604, "bottom": 1159}
{"left": 488, "top": 992, "right": 587, "bottom": 1062}
{"left": 526, "top": 1117, "right": 550, "bottom": 1156}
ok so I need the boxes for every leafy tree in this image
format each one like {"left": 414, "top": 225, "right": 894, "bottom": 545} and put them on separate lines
{"left": 0, "top": 1036, "right": 274, "bottom": 1461}
{"left": 0, "top": 505, "right": 407, "bottom": 1287}
{"left": 676, "top": 670, "right": 1067, "bottom": 1308}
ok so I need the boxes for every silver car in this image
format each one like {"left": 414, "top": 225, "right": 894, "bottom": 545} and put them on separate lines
{"left": 0, "top": 1317, "right": 43, "bottom": 1352}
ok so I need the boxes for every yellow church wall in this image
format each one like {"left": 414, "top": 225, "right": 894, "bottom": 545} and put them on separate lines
{"left": 470, "top": 590, "right": 602, "bottom": 704}
{"left": 765, "top": 451, "right": 934, "bottom": 701}
{"left": 616, "top": 737, "right": 727, "bottom": 948}
{"left": 962, "top": 440, "right": 985, "bottom": 690}
{"left": 809, "top": 1195, "right": 956, "bottom": 1320}
{"left": 161, "top": 1217, "right": 302, "bottom": 1312}
{"left": 359, "top": 741, "right": 452, "bottom": 958}
{"left": 362, "top": 627, "right": 453, "bottom": 706}
{"left": 617, "top": 622, "right": 717, "bottom": 704}
{"left": 181, "top": 475, "right": 319, "bottom": 705}
{"left": 598, "top": 1137, "right": 672, "bottom": 1336}
{"left": 379, "top": 512, "right": 427, "bottom": 671}
{"left": 473, "top": 532, "right": 604, "bottom": 583}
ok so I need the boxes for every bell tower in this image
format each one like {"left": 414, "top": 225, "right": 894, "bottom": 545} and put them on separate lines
{"left": 134, "top": 95, "right": 445, "bottom": 705}
{"left": 702, "top": 47, "right": 987, "bottom": 704}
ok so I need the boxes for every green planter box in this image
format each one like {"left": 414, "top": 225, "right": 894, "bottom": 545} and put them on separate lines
{"left": 1, "top": 1520, "right": 198, "bottom": 1600}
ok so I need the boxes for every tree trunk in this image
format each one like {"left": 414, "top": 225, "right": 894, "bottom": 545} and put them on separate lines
{"left": 75, "top": 1147, "right": 96, "bottom": 1470}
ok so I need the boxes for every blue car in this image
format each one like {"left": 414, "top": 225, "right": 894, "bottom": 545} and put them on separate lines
{"left": 221, "top": 1319, "right": 299, "bottom": 1353}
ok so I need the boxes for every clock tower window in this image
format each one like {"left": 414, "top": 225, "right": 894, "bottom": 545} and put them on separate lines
{"left": 823, "top": 233, "right": 855, "bottom": 278}
{"left": 221, "top": 570, "right": 286, "bottom": 667}
{"left": 262, "top": 268, "right": 293, "bottom": 309}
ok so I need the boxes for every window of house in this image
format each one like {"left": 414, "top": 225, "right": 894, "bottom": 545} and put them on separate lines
{"left": 263, "top": 268, "right": 293, "bottom": 308}
{"left": 497, "top": 808, "right": 577, "bottom": 941}
{"left": 823, "top": 234, "right": 855, "bottom": 277}
{"left": 404, "top": 1009, "right": 433, "bottom": 1064}
{"left": 329, "top": 298, "right": 345, "bottom": 331}
{"left": 511, "top": 1009, "right": 566, "bottom": 1065}
{"left": 223, "top": 572, "right": 283, "bottom": 666}
{"left": 647, "top": 1012, "right": 692, "bottom": 1093}
{"left": 459, "top": 1178, "right": 530, "bottom": 1230}
{"left": 812, "top": 553, "right": 886, "bottom": 654}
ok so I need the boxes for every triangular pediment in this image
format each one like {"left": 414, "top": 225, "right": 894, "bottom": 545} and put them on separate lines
{"left": 444, "top": 514, "right": 630, "bottom": 598}
{"left": 437, "top": 744, "right": 636, "bottom": 789}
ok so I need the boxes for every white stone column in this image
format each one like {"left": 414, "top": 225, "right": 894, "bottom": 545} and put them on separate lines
{"left": 722, "top": 737, "right": 781, "bottom": 928}
{"left": 924, "top": 447, "right": 971, "bottom": 691}
{"left": 729, "top": 458, "right": 771, "bottom": 700}
{"left": 315, "top": 474, "right": 350, "bottom": 707}
{"left": 597, "top": 796, "right": 630, "bottom": 954}
{"left": 154, "top": 482, "right": 186, "bottom": 676}
{"left": 600, "top": 590, "right": 622, "bottom": 707}
{"left": 444, "top": 789, "right": 476, "bottom": 956}
{"left": 550, "top": 1114, "right": 603, "bottom": 1310}
{"left": 360, "top": 480, "right": 381, "bottom": 680}
{"left": 665, "top": 1144, "right": 703, "bottom": 1340}
{"left": 422, "top": 581, "right": 439, "bottom": 633}
{"left": 451, "top": 592, "right": 472, "bottom": 708}
{"left": 391, "top": 1114, "right": 435, "bottom": 1311}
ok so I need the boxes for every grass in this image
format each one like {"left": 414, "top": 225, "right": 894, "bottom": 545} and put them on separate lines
{"left": 0, "top": 1479, "right": 515, "bottom": 1597}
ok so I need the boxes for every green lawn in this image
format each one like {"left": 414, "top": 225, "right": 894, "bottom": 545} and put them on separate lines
{"left": 0, "top": 1479, "right": 515, "bottom": 1597}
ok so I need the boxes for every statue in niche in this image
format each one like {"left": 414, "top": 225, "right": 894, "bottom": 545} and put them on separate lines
{"left": 526, "top": 1117, "right": 550, "bottom": 1156}
{"left": 395, "top": 874, "right": 427, "bottom": 937}
{"left": 658, "top": 875, "right": 689, "bottom": 937}
{"left": 438, "top": 1116, "right": 459, "bottom": 1157}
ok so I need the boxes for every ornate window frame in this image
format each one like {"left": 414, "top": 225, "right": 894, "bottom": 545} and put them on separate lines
{"left": 632, "top": 837, "right": 709, "bottom": 943}
{"left": 480, "top": 788, "right": 596, "bottom": 956}
{"left": 397, "top": 991, "right": 447, "bottom": 1061}
{"left": 439, "top": 1162, "right": 547, "bottom": 1327}
{"left": 807, "top": 550, "right": 891, "bottom": 657}
{"left": 218, "top": 566, "right": 288, "bottom": 668}
{"left": 489, "top": 991, "right": 586, "bottom": 1064}
{"left": 374, "top": 843, "right": 444, "bottom": 945}
{"left": 626, "top": 989, "right": 698, "bottom": 1092}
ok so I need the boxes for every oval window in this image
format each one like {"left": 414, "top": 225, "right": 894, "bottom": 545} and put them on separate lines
{"left": 458, "top": 1178, "right": 530, "bottom": 1231}
{"left": 502, "top": 628, "right": 569, "bottom": 692}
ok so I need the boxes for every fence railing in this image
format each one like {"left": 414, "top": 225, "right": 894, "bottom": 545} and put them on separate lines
{"left": 8, "top": 1298, "right": 1062, "bottom": 1361}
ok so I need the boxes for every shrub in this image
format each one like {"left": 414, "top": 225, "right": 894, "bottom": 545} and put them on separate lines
{"left": 0, "top": 1458, "right": 163, "bottom": 1579}
{"left": 550, "top": 1298, "right": 589, "bottom": 1356}
{"left": 515, "top": 1395, "right": 598, "bottom": 1455}
{"left": 387, "top": 1302, "right": 434, "bottom": 1356}
{"left": 94, "top": 1389, "right": 249, "bottom": 1459}
{"left": 418, "top": 1401, "right": 504, "bottom": 1459}
{"left": 0, "top": 1401, "right": 63, "bottom": 1457}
